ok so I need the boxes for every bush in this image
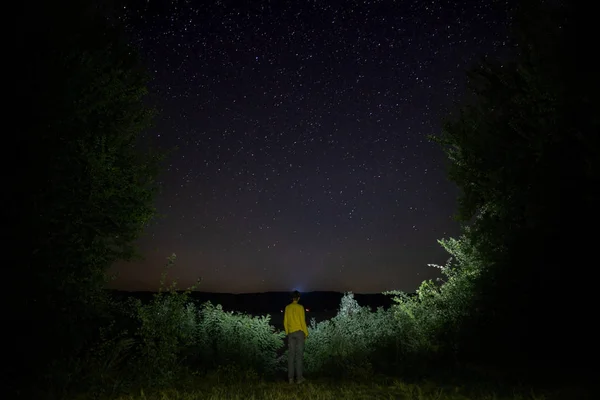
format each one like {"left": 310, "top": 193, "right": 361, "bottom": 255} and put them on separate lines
{"left": 73, "top": 253, "right": 286, "bottom": 396}
{"left": 127, "top": 254, "right": 201, "bottom": 387}
{"left": 80, "top": 321, "right": 137, "bottom": 395}
{"left": 194, "top": 302, "right": 285, "bottom": 376}
{"left": 304, "top": 292, "right": 398, "bottom": 379}
{"left": 385, "top": 234, "right": 485, "bottom": 366}
{"left": 76, "top": 238, "right": 486, "bottom": 394}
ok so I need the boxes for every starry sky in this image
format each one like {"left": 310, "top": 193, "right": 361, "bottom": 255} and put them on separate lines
{"left": 110, "top": 0, "right": 514, "bottom": 294}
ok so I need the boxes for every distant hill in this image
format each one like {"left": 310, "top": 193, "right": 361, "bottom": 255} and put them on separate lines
{"left": 108, "top": 290, "right": 409, "bottom": 314}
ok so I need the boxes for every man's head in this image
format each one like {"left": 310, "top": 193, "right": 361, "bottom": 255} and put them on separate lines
{"left": 291, "top": 290, "right": 301, "bottom": 302}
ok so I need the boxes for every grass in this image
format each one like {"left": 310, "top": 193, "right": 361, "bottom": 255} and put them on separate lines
{"left": 70, "top": 375, "right": 583, "bottom": 400}
{"left": 87, "top": 382, "right": 527, "bottom": 400}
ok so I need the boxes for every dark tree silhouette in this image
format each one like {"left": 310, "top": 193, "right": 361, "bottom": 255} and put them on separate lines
{"left": 11, "top": 0, "right": 165, "bottom": 393}
{"left": 434, "top": 0, "right": 598, "bottom": 371}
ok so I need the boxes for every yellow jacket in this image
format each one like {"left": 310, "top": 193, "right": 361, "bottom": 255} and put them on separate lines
{"left": 283, "top": 300, "right": 309, "bottom": 338}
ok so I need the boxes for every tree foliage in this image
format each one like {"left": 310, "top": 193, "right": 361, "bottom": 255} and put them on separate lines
{"left": 12, "top": 0, "right": 165, "bottom": 393}
{"left": 431, "top": 0, "right": 598, "bottom": 367}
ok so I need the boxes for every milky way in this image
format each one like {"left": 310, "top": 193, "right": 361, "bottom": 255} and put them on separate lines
{"left": 110, "top": 0, "right": 514, "bottom": 293}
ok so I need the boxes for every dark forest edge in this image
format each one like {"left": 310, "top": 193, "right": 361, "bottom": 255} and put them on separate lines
{"left": 11, "top": 0, "right": 597, "bottom": 399}
{"left": 108, "top": 289, "right": 398, "bottom": 313}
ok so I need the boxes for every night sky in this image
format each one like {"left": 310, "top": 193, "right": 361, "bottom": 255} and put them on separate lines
{"left": 110, "top": 0, "right": 514, "bottom": 294}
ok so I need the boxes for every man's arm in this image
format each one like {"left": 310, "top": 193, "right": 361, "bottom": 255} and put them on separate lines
{"left": 283, "top": 306, "right": 289, "bottom": 335}
{"left": 300, "top": 307, "right": 308, "bottom": 338}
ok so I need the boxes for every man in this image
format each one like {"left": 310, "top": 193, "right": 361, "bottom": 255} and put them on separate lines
{"left": 283, "top": 290, "right": 308, "bottom": 384}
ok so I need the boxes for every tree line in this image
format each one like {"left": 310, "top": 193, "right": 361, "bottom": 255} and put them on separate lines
{"left": 10, "top": 0, "right": 597, "bottom": 397}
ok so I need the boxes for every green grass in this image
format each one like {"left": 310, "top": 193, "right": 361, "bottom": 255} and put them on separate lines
{"left": 71, "top": 376, "right": 572, "bottom": 400}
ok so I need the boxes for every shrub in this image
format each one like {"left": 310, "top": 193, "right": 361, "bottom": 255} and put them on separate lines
{"left": 304, "top": 292, "right": 397, "bottom": 378}
{"left": 385, "top": 234, "right": 485, "bottom": 366}
{"left": 81, "top": 321, "right": 137, "bottom": 395}
{"left": 194, "top": 302, "right": 285, "bottom": 377}
{"left": 128, "top": 254, "right": 201, "bottom": 387}
{"left": 80, "top": 236, "right": 486, "bottom": 392}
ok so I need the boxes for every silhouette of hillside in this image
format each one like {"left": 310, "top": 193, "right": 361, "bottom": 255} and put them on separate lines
{"left": 108, "top": 290, "right": 403, "bottom": 315}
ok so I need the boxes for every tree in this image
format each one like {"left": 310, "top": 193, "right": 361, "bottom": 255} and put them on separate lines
{"left": 433, "top": 0, "right": 598, "bottom": 370}
{"left": 11, "top": 0, "right": 165, "bottom": 393}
